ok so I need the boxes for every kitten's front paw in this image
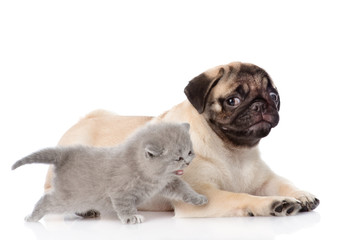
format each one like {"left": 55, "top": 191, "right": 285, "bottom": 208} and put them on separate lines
{"left": 185, "top": 194, "right": 208, "bottom": 206}
{"left": 120, "top": 214, "right": 145, "bottom": 224}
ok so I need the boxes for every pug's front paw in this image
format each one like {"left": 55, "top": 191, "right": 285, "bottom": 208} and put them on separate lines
{"left": 291, "top": 191, "right": 320, "bottom": 212}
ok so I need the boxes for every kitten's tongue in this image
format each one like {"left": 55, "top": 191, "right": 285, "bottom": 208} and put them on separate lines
{"left": 175, "top": 170, "right": 184, "bottom": 175}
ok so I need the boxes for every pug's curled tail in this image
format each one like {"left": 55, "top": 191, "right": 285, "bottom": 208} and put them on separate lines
{"left": 12, "top": 147, "right": 65, "bottom": 170}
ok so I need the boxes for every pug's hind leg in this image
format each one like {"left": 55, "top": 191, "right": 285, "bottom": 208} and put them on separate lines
{"left": 76, "top": 210, "right": 101, "bottom": 218}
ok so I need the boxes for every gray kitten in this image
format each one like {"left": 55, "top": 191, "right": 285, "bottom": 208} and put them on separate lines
{"left": 12, "top": 122, "right": 208, "bottom": 224}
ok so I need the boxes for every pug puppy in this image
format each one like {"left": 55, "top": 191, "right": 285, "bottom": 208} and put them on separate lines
{"left": 45, "top": 62, "right": 319, "bottom": 217}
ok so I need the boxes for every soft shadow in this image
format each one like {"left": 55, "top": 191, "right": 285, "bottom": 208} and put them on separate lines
{"left": 24, "top": 211, "right": 321, "bottom": 240}
{"left": 172, "top": 211, "right": 321, "bottom": 240}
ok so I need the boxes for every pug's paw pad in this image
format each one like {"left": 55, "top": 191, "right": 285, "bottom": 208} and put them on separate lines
{"left": 76, "top": 209, "right": 101, "bottom": 218}
{"left": 270, "top": 198, "right": 302, "bottom": 216}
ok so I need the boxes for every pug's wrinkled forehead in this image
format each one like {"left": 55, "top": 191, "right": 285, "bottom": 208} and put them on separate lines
{"left": 210, "top": 63, "right": 277, "bottom": 99}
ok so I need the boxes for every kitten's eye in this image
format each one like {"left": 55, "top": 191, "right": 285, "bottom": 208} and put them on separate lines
{"left": 147, "top": 152, "right": 154, "bottom": 158}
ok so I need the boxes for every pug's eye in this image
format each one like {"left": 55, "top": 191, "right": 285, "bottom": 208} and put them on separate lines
{"left": 270, "top": 92, "right": 278, "bottom": 102}
{"left": 226, "top": 97, "right": 241, "bottom": 107}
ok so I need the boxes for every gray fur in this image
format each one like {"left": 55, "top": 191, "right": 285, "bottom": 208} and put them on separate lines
{"left": 12, "top": 122, "right": 208, "bottom": 224}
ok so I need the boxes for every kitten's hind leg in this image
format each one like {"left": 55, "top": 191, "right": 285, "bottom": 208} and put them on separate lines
{"left": 76, "top": 210, "right": 101, "bottom": 218}
{"left": 25, "top": 194, "right": 54, "bottom": 222}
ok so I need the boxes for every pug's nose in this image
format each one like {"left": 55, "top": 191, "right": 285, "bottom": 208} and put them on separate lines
{"left": 251, "top": 101, "right": 266, "bottom": 113}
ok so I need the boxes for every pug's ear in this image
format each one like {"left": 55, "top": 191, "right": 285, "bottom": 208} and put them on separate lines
{"left": 145, "top": 144, "right": 163, "bottom": 159}
{"left": 184, "top": 68, "right": 225, "bottom": 114}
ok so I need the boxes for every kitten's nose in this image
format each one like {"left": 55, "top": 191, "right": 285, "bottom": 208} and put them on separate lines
{"left": 179, "top": 157, "right": 189, "bottom": 166}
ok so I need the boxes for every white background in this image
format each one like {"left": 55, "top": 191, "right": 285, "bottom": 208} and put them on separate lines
{"left": 1, "top": 1, "right": 353, "bottom": 239}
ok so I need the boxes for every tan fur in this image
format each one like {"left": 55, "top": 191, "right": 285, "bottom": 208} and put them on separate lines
{"left": 44, "top": 62, "right": 318, "bottom": 217}
{"left": 58, "top": 111, "right": 153, "bottom": 147}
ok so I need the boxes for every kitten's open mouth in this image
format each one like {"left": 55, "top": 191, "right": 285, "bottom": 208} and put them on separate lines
{"left": 175, "top": 170, "right": 184, "bottom": 175}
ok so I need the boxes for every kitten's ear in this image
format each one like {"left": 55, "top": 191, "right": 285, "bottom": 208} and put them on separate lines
{"left": 181, "top": 123, "right": 190, "bottom": 131}
{"left": 145, "top": 144, "right": 163, "bottom": 159}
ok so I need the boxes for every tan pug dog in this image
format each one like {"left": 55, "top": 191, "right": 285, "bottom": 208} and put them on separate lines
{"left": 45, "top": 62, "right": 319, "bottom": 217}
